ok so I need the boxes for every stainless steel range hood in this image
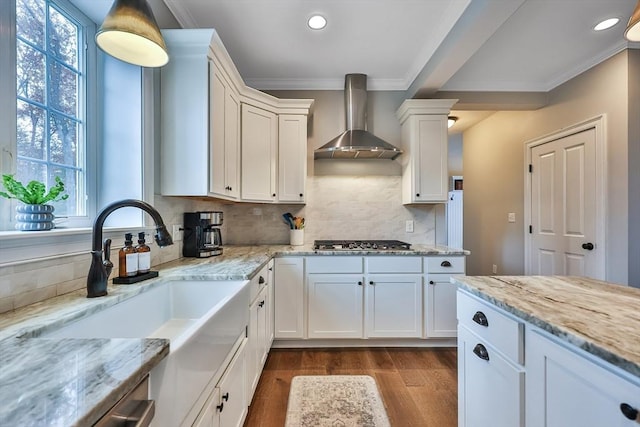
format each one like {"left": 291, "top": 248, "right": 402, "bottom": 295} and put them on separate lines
{"left": 314, "top": 74, "right": 402, "bottom": 160}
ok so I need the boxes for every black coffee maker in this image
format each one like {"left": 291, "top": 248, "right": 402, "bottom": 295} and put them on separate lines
{"left": 183, "top": 211, "right": 223, "bottom": 257}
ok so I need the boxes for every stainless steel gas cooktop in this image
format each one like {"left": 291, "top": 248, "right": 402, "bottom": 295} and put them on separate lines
{"left": 313, "top": 240, "right": 412, "bottom": 251}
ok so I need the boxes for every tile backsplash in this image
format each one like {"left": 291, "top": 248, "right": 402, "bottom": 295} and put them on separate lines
{"left": 0, "top": 175, "right": 440, "bottom": 314}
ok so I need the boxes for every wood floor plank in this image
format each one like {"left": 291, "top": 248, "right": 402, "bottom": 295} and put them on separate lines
{"left": 244, "top": 347, "right": 457, "bottom": 427}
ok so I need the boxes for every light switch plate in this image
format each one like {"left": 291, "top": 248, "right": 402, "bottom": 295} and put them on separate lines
{"left": 508, "top": 212, "right": 516, "bottom": 223}
{"left": 173, "top": 224, "right": 183, "bottom": 241}
{"left": 405, "top": 220, "right": 414, "bottom": 233}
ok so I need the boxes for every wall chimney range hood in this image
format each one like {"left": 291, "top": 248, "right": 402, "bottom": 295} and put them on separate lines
{"left": 314, "top": 74, "right": 402, "bottom": 160}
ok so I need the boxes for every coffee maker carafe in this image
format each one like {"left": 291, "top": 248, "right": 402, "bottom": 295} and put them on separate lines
{"left": 183, "top": 211, "right": 223, "bottom": 257}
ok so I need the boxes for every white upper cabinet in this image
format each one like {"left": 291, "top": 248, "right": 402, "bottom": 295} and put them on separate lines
{"left": 396, "top": 99, "right": 457, "bottom": 204}
{"left": 160, "top": 29, "right": 313, "bottom": 202}
{"left": 241, "top": 104, "right": 278, "bottom": 202}
{"left": 278, "top": 115, "right": 307, "bottom": 203}
{"left": 210, "top": 63, "right": 240, "bottom": 200}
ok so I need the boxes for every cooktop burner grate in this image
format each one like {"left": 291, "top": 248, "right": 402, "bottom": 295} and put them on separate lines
{"left": 313, "top": 240, "right": 412, "bottom": 251}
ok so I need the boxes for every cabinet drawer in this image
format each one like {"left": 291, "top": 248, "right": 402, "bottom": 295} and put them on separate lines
{"left": 366, "top": 256, "right": 422, "bottom": 273}
{"left": 457, "top": 290, "right": 523, "bottom": 364}
{"left": 426, "top": 256, "right": 465, "bottom": 273}
{"left": 306, "top": 256, "right": 363, "bottom": 273}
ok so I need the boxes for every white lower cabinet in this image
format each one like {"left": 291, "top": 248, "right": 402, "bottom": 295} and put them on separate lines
{"left": 307, "top": 273, "right": 364, "bottom": 338}
{"left": 458, "top": 325, "right": 524, "bottom": 427}
{"left": 526, "top": 328, "right": 640, "bottom": 427}
{"left": 193, "top": 338, "right": 247, "bottom": 427}
{"left": 274, "top": 257, "right": 304, "bottom": 339}
{"left": 246, "top": 262, "right": 273, "bottom": 403}
{"left": 366, "top": 273, "right": 422, "bottom": 338}
{"left": 458, "top": 290, "right": 525, "bottom": 427}
{"left": 425, "top": 256, "right": 465, "bottom": 338}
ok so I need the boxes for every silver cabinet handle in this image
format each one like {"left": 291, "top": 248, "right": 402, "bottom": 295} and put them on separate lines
{"left": 109, "top": 400, "right": 155, "bottom": 427}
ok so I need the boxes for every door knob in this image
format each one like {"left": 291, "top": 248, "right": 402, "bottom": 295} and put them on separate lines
{"left": 582, "top": 242, "right": 594, "bottom": 250}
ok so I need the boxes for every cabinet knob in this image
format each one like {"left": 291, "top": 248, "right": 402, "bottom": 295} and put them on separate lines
{"left": 216, "top": 402, "right": 224, "bottom": 412}
{"left": 429, "top": 280, "right": 435, "bottom": 285}
{"left": 357, "top": 281, "right": 363, "bottom": 286}
{"left": 222, "top": 392, "right": 229, "bottom": 401}
{"left": 369, "top": 281, "right": 374, "bottom": 285}
{"left": 272, "top": 193, "right": 276, "bottom": 197}
{"left": 440, "top": 260, "right": 452, "bottom": 267}
{"left": 299, "top": 193, "right": 303, "bottom": 197}
{"left": 416, "top": 193, "right": 420, "bottom": 197}
{"left": 258, "top": 300, "right": 265, "bottom": 308}
{"left": 472, "top": 311, "right": 489, "bottom": 327}
{"left": 620, "top": 403, "right": 639, "bottom": 421}
{"left": 259, "top": 276, "right": 265, "bottom": 284}
{"left": 582, "top": 242, "right": 594, "bottom": 250}
{"left": 473, "top": 343, "right": 490, "bottom": 361}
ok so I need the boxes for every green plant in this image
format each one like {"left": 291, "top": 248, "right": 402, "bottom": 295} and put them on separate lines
{"left": 0, "top": 174, "right": 69, "bottom": 205}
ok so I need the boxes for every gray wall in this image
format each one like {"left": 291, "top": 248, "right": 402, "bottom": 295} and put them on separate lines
{"left": 463, "top": 50, "right": 631, "bottom": 285}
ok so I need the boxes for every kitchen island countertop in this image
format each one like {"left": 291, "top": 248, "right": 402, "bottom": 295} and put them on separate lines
{"left": 0, "top": 244, "right": 466, "bottom": 425}
{"left": 452, "top": 275, "right": 640, "bottom": 379}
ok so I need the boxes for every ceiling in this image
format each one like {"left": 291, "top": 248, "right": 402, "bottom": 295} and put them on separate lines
{"left": 71, "top": 0, "right": 638, "bottom": 131}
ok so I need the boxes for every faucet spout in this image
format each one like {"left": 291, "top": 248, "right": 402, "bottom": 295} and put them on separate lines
{"left": 87, "top": 199, "right": 173, "bottom": 298}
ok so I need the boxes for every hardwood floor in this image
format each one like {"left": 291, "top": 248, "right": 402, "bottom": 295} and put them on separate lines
{"left": 244, "top": 347, "right": 457, "bottom": 427}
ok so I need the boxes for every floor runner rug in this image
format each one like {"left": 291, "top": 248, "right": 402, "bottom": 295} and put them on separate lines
{"left": 285, "top": 375, "right": 391, "bottom": 427}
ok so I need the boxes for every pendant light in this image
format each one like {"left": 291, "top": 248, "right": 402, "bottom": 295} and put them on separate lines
{"left": 96, "top": 0, "right": 169, "bottom": 67}
{"left": 625, "top": 0, "right": 640, "bottom": 41}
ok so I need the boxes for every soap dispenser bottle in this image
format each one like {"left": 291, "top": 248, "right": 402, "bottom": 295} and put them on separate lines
{"left": 136, "top": 232, "right": 151, "bottom": 274}
{"left": 119, "top": 233, "right": 138, "bottom": 277}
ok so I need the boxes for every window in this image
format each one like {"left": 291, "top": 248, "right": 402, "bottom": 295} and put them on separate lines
{"left": 15, "top": 0, "right": 86, "bottom": 218}
{"left": 1, "top": 0, "right": 97, "bottom": 231}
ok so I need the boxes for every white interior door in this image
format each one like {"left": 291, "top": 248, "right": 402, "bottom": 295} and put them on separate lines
{"left": 529, "top": 127, "right": 603, "bottom": 279}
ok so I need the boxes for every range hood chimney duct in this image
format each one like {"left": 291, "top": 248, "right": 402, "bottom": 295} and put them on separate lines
{"left": 314, "top": 74, "right": 403, "bottom": 160}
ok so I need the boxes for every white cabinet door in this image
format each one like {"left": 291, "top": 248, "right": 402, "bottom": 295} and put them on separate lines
{"left": 425, "top": 273, "right": 458, "bottom": 338}
{"left": 218, "top": 338, "right": 247, "bottom": 427}
{"left": 396, "top": 100, "right": 455, "bottom": 204}
{"left": 458, "top": 325, "right": 525, "bottom": 427}
{"left": 209, "top": 64, "right": 240, "bottom": 199}
{"left": 247, "top": 285, "right": 268, "bottom": 401}
{"left": 308, "top": 274, "right": 364, "bottom": 338}
{"left": 241, "top": 104, "right": 277, "bottom": 202}
{"left": 366, "top": 274, "right": 422, "bottom": 338}
{"left": 278, "top": 115, "right": 307, "bottom": 203}
{"left": 266, "top": 260, "right": 275, "bottom": 346}
{"left": 274, "top": 257, "right": 304, "bottom": 339}
{"left": 192, "top": 387, "right": 221, "bottom": 427}
{"left": 527, "top": 328, "right": 640, "bottom": 427}
{"left": 411, "top": 115, "right": 448, "bottom": 203}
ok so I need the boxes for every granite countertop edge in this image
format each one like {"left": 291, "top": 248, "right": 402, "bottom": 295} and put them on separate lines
{"left": 453, "top": 276, "right": 640, "bottom": 379}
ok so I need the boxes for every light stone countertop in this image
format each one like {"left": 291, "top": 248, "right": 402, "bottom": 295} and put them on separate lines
{"left": 0, "top": 244, "right": 466, "bottom": 426}
{"left": 452, "top": 275, "right": 640, "bottom": 379}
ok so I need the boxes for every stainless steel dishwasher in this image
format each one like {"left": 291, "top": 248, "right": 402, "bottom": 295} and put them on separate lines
{"left": 95, "top": 375, "right": 155, "bottom": 426}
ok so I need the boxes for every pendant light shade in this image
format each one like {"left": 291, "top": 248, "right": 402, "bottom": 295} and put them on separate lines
{"left": 625, "top": 0, "right": 640, "bottom": 41}
{"left": 96, "top": 0, "right": 169, "bottom": 67}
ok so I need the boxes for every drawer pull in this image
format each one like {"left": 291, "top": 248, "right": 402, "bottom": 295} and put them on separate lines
{"left": 222, "top": 392, "right": 229, "bottom": 402}
{"left": 440, "top": 260, "right": 452, "bottom": 267}
{"left": 620, "top": 403, "right": 639, "bottom": 421}
{"left": 472, "top": 311, "right": 489, "bottom": 327}
{"left": 358, "top": 281, "right": 363, "bottom": 286}
{"left": 216, "top": 402, "right": 224, "bottom": 413}
{"left": 259, "top": 276, "right": 265, "bottom": 284}
{"left": 473, "top": 343, "right": 490, "bottom": 361}
{"left": 258, "top": 300, "right": 265, "bottom": 308}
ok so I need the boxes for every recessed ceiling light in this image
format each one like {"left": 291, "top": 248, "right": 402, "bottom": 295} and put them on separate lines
{"left": 308, "top": 15, "right": 327, "bottom": 30}
{"left": 594, "top": 18, "right": 620, "bottom": 31}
